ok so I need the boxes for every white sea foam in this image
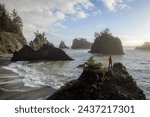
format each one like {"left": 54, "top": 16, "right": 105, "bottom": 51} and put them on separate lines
{"left": 3, "top": 62, "right": 63, "bottom": 89}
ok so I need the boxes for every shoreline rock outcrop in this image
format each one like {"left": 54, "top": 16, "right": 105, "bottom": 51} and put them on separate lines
{"left": 48, "top": 59, "right": 145, "bottom": 100}
{"left": 71, "top": 38, "right": 92, "bottom": 49}
{"left": 0, "top": 32, "right": 27, "bottom": 54}
{"left": 29, "top": 32, "right": 54, "bottom": 50}
{"left": 59, "top": 41, "right": 69, "bottom": 49}
{"left": 135, "top": 42, "right": 150, "bottom": 50}
{"left": 11, "top": 44, "right": 73, "bottom": 61}
{"left": 90, "top": 29, "right": 124, "bottom": 54}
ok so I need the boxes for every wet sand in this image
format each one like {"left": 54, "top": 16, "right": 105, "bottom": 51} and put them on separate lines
{"left": 0, "top": 54, "right": 55, "bottom": 100}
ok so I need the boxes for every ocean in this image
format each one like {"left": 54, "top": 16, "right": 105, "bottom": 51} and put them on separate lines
{"left": 3, "top": 47, "right": 150, "bottom": 99}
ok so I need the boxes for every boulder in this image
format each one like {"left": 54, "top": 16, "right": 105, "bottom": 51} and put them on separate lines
{"left": 71, "top": 38, "right": 92, "bottom": 49}
{"left": 11, "top": 44, "right": 73, "bottom": 61}
{"left": 59, "top": 41, "right": 69, "bottom": 49}
{"left": 29, "top": 34, "right": 54, "bottom": 50}
{"left": 48, "top": 62, "right": 145, "bottom": 100}
{"left": 135, "top": 42, "right": 150, "bottom": 50}
{"left": 90, "top": 30, "right": 124, "bottom": 54}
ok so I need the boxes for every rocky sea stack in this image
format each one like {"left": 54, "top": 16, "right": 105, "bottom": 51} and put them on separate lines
{"left": 11, "top": 44, "right": 73, "bottom": 61}
{"left": 59, "top": 41, "right": 69, "bottom": 49}
{"left": 71, "top": 38, "right": 92, "bottom": 49}
{"left": 48, "top": 59, "right": 145, "bottom": 100}
{"left": 90, "top": 29, "right": 124, "bottom": 54}
{"left": 135, "top": 42, "right": 150, "bottom": 50}
{"left": 0, "top": 4, "right": 27, "bottom": 54}
{"left": 29, "top": 31, "right": 54, "bottom": 50}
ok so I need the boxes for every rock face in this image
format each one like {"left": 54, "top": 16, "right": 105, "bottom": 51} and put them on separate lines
{"left": 90, "top": 30, "right": 124, "bottom": 54}
{"left": 71, "top": 38, "right": 92, "bottom": 49}
{"left": 0, "top": 32, "right": 27, "bottom": 54}
{"left": 11, "top": 44, "right": 73, "bottom": 61}
{"left": 135, "top": 42, "right": 150, "bottom": 50}
{"left": 0, "top": 4, "right": 27, "bottom": 54}
{"left": 48, "top": 62, "right": 145, "bottom": 100}
{"left": 29, "top": 34, "right": 54, "bottom": 50}
{"left": 59, "top": 41, "right": 69, "bottom": 49}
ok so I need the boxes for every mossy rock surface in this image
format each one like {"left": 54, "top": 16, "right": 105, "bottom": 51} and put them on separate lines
{"left": 0, "top": 32, "right": 27, "bottom": 54}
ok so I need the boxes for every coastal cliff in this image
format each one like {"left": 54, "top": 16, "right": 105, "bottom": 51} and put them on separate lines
{"left": 0, "top": 4, "right": 27, "bottom": 54}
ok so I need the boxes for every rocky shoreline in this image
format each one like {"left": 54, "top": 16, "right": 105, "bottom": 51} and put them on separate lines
{"left": 0, "top": 54, "right": 55, "bottom": 100}
{"left": 48, "top": 60, "right": 145, "bottom": 100}
{"left": 0, "top": 54, "right": 146, "bottom": 100}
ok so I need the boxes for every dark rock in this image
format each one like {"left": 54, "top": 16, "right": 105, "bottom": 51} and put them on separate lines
{"left": 11, "top": 44, "right": 73, "bottom": 61}
{"left": 135, "top": 42, "right": 150, "bottom": 50}
{"left": 71, "top": 38, "right": 92, "bottom": 49}
{"left": 59, "top": 41, "right": 69, "bottom": 49}
{"left": 29, "top": 35, "right": 54, "bottom": 50}
{"left": 48, "top": 63, "right": 145, "bottom": 100}
{"left": 90, "top": 30, "right": 124, "bottom": 54}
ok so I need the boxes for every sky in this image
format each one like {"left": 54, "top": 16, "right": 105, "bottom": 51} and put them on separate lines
{"left": 1, "top": 0, "right": 150, "bottom": 46}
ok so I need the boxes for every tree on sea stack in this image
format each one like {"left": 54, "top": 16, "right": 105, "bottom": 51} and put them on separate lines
{"left": 30, "top": 30, "right": 54, "bottom": 50}
{"left": 90, "top": 28, "right": 124, "bottom": 55}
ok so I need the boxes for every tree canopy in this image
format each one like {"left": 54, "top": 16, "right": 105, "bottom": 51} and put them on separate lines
{"left": 94, "top": 28, "right": 113, "bottom": 39}
{"left": 0, "top": 3, "right": 23, "bottom": 34}
{"left": 34, "top": 30, "right": 46, "bottom": 39}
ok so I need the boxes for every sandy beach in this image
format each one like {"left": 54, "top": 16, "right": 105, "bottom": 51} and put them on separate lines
{"left": 0, "top": 54, "right": 55, "bottom": 100}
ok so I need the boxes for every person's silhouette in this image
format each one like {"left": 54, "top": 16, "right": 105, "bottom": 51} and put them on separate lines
{"left": 108, "top": 56, "right": 112, "bottom": 68}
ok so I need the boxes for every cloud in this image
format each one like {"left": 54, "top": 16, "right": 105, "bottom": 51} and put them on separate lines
{"left": 76, "top": 11, "right": 89, "bottom": 19}
{"left": 0, "top": 0, "right": 94, "bottom": 42}
{"left": 100, "top": 0, "right": 130, "bottom": 11}
{"left": 54, "top": 23, "right": 67, "bottom": 29}
{"left": 93, "top": 10, "right": 102, "bottom": 16}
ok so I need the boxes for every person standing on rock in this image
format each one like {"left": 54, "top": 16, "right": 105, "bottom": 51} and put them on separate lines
{"left": 108, "top": 56, "right": 112, "bottom": 68}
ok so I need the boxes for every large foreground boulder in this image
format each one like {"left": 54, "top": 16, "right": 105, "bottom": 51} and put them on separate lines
{"left": 59, "top": 41, "right": 69, "bottom": 49}
{"left": 90, "top": 29, "right": 124, "bottom": 54}
{"left": 11, "top": 44, "right": 73, "bottom": 61}
{"left": 48, "top": 61, "right": 145, "bottom": 100}
{"left": 71, "top": 38, "right": 92, "bottom": 49}
{"left": 135, "top": 42, "right": 150, "bottom": 50}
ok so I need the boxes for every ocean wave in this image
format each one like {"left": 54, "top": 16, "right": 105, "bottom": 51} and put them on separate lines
{"left": 3, "top": 62, "right": 63, "bottom": 89}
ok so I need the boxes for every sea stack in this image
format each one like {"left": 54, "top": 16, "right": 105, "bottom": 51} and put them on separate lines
{"left": 29, "top": 31, "right": 54, "bottom": 50}
{"left": 90, "top": 29, "right": 124, "bottom": 54}
{"left": 71, "top": 38, "right": 92, "bottom": 49}
{"left": 135, "top": 42, "right": 150, "bottom": 50}
{"left": 48, "top": 60, "right": 145, "bottom": 100}
{"left": 59, "top": 41, "right": 69, "bottom": 49}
